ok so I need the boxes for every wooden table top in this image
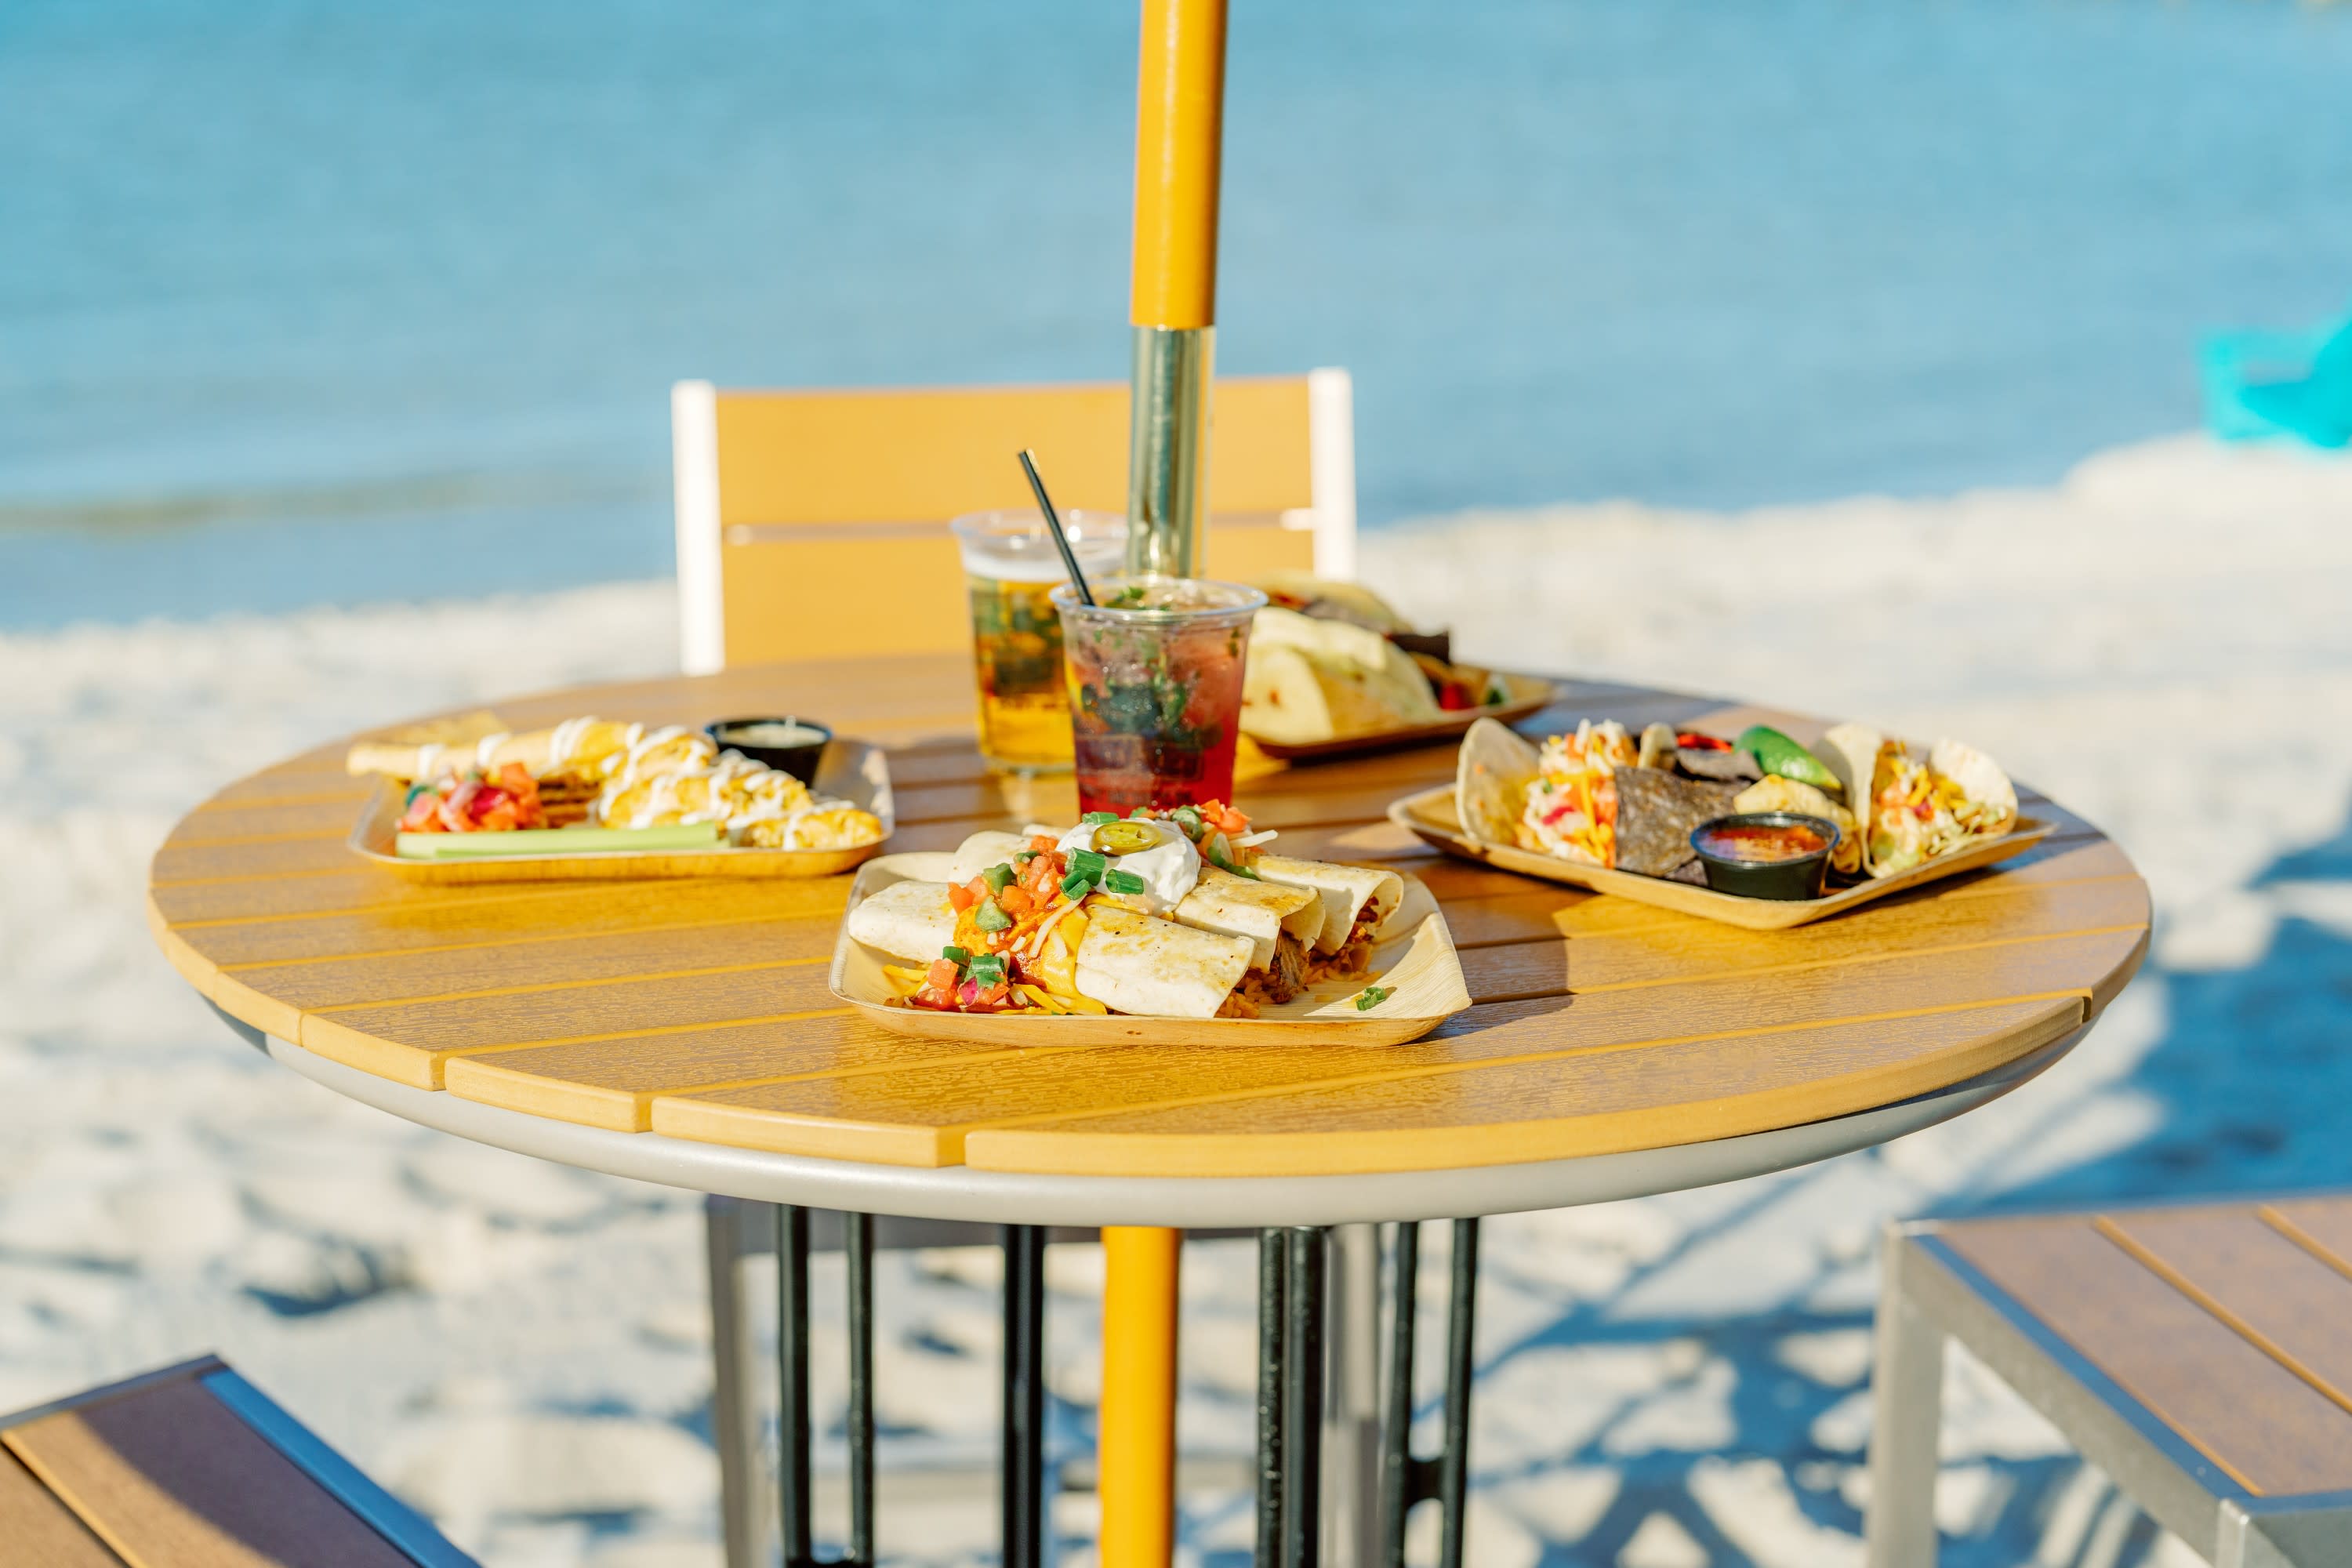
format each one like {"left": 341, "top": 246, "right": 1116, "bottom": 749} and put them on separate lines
{"left": 148, "top": 655, "right": 2149, "bottom": 1183}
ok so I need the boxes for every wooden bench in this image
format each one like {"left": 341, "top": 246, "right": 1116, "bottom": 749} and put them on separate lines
{"left": 2, "top": 1356, "right": 477, "bottom": 1567}
{"left": 1867, "top": 1198, "right": 2352, "bottom": 1566}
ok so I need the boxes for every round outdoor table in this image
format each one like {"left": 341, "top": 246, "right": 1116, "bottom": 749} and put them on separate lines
{"left": 148, "top": 655, "right": 2149, "bottom": 1568}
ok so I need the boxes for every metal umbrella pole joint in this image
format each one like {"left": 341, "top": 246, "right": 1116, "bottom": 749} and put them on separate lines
{"left": 1126, "top": 0, "right": 1227, "bottom": 579}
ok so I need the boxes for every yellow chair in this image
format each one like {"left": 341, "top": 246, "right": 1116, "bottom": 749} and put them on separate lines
{"left": 668, "top": 372, "right": 1356, "bottom": 673}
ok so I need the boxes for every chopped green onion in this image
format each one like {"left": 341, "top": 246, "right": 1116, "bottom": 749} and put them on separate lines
{"left": 982, "top": 862, "right": 1015, "bottom": 892}
{"left": 1171, "top": 805, "right": 1203, "bottom": 837}
{"left": 1061, "top": 870, "right": 1093, "bottom": 899}
{"left": 404, "top": 781, "right": 435, "bottom": 807}
{"left": 1129, "top": 806, "right": 1153, "bottom": 819}
{"left": 1081, "top": 811, "right": 1120, "bottom": 826}
{"left": 1354, "top": 985, "right": 1393, "bottom": 1011}
{"left": 973, "top": 900, "right": 1013, "bottom": 932}
{"left": 1014, "top": 849, "right": 1039, "bottom": 864}
{"left": 940, "top": 946, "right": 970, "bottom": 969}
{"left": 968, "top": 953, "right": 1007, "bottom": 982}
{"left": 1069, "top": 848, "right": 1107, "bottom": 878}
{"left": 1101, "top": 869, "right": 1148, "bottom": 895}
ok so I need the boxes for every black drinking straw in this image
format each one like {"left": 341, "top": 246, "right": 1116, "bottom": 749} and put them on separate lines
{"left": 1016, "top": 448, "right": 1095, "bottom": 607}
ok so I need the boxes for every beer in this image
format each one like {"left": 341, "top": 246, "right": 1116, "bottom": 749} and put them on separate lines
{"left": 950, "top": 510, "right": 1126, "bottom": 774}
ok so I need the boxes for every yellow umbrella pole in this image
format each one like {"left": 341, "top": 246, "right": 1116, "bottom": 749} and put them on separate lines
{"left": 1125, "top": 0, "right": 1228, "bottom": 579}
{"left": 1099, "top": 1225, "right": 1183, "bottom": 1567}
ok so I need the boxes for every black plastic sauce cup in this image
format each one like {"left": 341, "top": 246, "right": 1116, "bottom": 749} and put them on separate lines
{"left": 706, "top": 718, "right": 831, "bottom": 784}
{"left": 1689, "top": 811, "right": 1842, "bottom": 900}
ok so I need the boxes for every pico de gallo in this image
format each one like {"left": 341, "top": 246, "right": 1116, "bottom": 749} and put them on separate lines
{"left": 397, "top": 763, "right": 549, "bottom": 834}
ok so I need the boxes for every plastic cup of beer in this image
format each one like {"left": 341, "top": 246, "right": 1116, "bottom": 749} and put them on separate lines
{"left": 950, "top": 510, "right": 1127, "bottom": 774}
{"left": 1051, "top": 575, "right": 1268, "bottom": 816}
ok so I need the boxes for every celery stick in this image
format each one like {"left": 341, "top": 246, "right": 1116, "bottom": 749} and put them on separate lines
{"left": 397, "top": 823, "right": 722, "bottom": 858}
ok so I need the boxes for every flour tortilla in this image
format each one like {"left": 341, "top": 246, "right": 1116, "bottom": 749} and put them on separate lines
{"left": 1811, "top": 723, "right": 1883, "bottom": 809}
{"left": 1159, "top": 866, "right": 1321, "bottom": 969}
{"left": 1454, "top": 718, "right": 1540, "bottom": 848}
{"left": 1254, "top": 855, "right": 1405, "bottom": 953}
{"left": 1929, "top": 738, "right": 2019, "bottom": 834}
{"left": 946, "top": 830, "right": 1034, "bottom": 884}
{"left": 844, "top": 880, "right": 960, "bottom": 962}
{"left": 1074, "top": 906, "right": 1255, "bottom": 1019}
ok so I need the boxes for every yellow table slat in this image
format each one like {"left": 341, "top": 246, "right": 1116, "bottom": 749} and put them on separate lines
{"left": 960, "top": 996, "right": 2085, "bottom": 1177}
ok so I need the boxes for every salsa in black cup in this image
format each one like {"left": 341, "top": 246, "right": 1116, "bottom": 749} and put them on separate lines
{"left": 1689, "top": 811, "right": 1842, "bottom": 900}
{"left": 706, "top": 718, "right": 830, "bottom": 783}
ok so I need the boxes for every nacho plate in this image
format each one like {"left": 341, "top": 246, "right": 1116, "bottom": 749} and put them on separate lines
{"left": 1387, "top": 783, "right": 2052, "bottom": 931}
{"left": 831, "top": 851, "right": 1471, "bottom": 1044}
{"left": 350, "top": 739, "right": 894, "bottom": 882}
{"left": 1246, "top": 670, "right": 1559, "bottom": 762}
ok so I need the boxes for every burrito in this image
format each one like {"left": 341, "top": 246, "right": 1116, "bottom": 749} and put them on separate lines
{"left": 862, "top": 803, "right": 1400, "bottom": 1019}
{"left": 1254, "top": 854, "right": 1403, "bottom": 973}
{"left": 1073, "top": 906, "right": 1258, "bottom": 1020}
{"left": 949, "top": 829, "right": 1324, "bottom": 1003}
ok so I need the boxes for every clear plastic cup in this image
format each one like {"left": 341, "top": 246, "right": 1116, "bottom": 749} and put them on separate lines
{"left": 1051, "top": 575, "right": 1268, "bottom": 815}
{"left": 949, "top": 510, "right": 1127, "bottom": 774}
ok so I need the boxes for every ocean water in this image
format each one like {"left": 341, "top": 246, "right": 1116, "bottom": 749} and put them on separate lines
{"left": 5, "top": 0, "right": 2351, "bottom": 627}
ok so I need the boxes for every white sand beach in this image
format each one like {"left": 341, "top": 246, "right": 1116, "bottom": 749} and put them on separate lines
{"left": 7, "top": 433, "right": 2351, "bottom": 1566}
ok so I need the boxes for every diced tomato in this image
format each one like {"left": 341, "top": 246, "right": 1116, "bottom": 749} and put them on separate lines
{"left": 1200, "top": 800, "right": 1250, "bottom": 835}
{"left": 1029, "top": 835, "right": 1059, "bottom": 854}
{"left": 948, "top": 882, "right": 978, "bottom": 913}
{"left": 1676, "top": 732, "right": 1732, "bottom": 750}
{"left": 999, "top": 885, "right": 1036, "bottom": 917}
{"left": 964, "top": 875, "right": 994, "bottom": 907}
{"left": 1594, "top": 775, "right": 1618, "bottom": 826}
{"left": 926, "top": 958, "right": 961, "bottom": 990}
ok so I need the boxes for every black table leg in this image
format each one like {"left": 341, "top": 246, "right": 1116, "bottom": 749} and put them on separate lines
{"left": 1256, "top": 1229, "right": 1287, "bottom": 1566}
{"left": 1280, "top": 1226, "right": 1327, "bottom": 1568}
{"left": 845, "top": 1211, "right": 876, "bottom": 1564}
{"left": 777, "top": 1205, "right": 814, "bottom": 1567}
{"left": 1001, "top": 1225, "right": 1047, "bottom": 1568}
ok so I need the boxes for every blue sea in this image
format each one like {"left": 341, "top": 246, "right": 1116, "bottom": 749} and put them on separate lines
{"left": 5, "top": 0, "right": 2350, "bottom": 627}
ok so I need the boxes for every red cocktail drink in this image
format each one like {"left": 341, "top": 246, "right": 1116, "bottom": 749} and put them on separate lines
{"left": 1052, "top": 576, "right": 1265, "bottom": 816}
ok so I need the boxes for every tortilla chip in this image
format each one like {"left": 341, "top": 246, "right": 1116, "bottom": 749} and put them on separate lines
{"left": 1613, "top": 768, "right": 1740, "bottom": 877}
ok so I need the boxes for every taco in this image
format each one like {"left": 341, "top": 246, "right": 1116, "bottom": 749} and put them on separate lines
{"left": 1455, "top": 717, "right": 1541, "bottom": 848}
{"left": 1814, "top": 723, "right": 2017, "bottom": 877}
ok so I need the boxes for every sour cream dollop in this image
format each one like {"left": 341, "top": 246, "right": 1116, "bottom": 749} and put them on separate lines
{"left": 1054, "top": 818, "right": 1202, "bottom": 914}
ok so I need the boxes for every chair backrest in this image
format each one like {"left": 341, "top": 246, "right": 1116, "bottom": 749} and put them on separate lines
{"left": 670, "top": 371, "right": 1356, "bottom": 673}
